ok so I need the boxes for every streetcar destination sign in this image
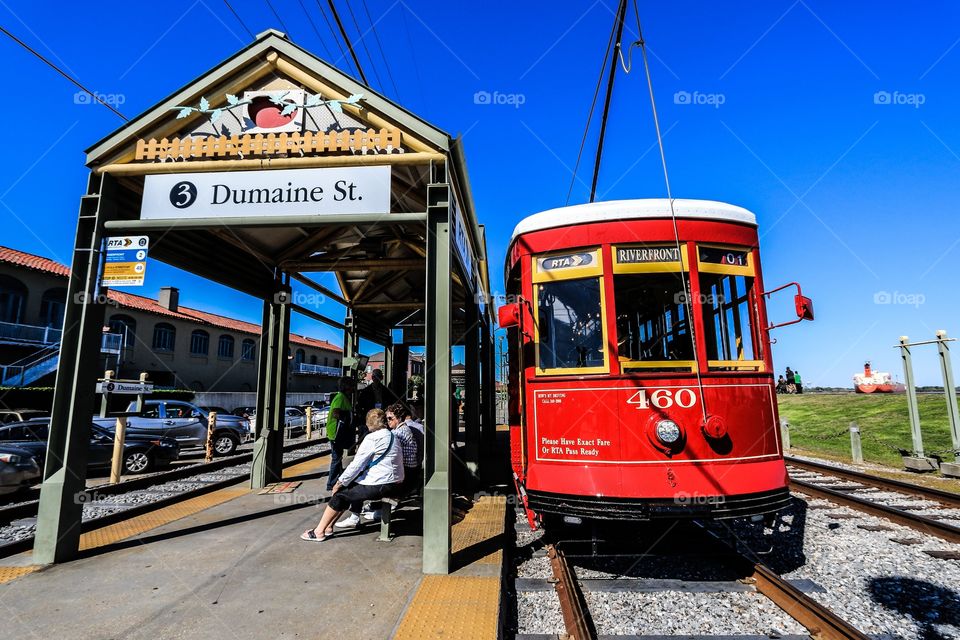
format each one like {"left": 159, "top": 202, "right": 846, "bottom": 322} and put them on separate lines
{"left": 141, "top": 166, "right": 391, "bottom": 220}
{"left": 616, "top": 246, "right": 681, "bottom": 263}
{"left": 698, "top": 246, "right": 749, "bottom": 266}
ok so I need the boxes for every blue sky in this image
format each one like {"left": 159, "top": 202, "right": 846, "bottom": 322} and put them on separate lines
{"left": 1, "top": 1, "right": 958, "bottom": 386}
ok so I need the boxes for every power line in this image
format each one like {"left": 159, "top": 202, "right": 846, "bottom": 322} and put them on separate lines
{"left": 222, "top": 0, "right": 255, "bottom": 39}
{"left": 316, "top": 0, "right": 354, "bottom": 75}
{"left": 297, "top": 0, "right": 333, "bottom": 59}
{"left": 589, "top": 0, "right": 628, "bottom": 202}
{"left": 326, "top": 0, "right": 369, "bottom": 85}
{"left": 566, "top": 7, "right": 620, "bottom": 205}
{"left": 343, "top": 0, "right": 383, "bottom": 91}
{"left": 0, "top": 25, "right": 126, "bottom": 120}
{"left": 264, "top": 0, "right": 292, "bottom": 36}
{"left": 361, "top": 0, "right": 401, "bottom": 101}
{"left": 399, "top": 4, "right": 425, "bottom": 108}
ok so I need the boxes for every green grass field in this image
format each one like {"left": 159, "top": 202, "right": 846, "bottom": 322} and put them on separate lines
{"left": 776, "top": 393, "right": 958, "bottom": 467}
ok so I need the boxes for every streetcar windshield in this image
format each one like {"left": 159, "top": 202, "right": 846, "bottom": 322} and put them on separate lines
{"left": 536, "top": 278, "right": 605, "bottom": 371}
{"left": 613, "top": 273, "right": 695, "bottom": 370}
{"left": 700, "top": 272, "right": 760, "bottom": 368}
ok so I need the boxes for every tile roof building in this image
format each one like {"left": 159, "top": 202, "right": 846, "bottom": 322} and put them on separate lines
{"left": 0, "top": 245, "right": 341, "bottom": 392}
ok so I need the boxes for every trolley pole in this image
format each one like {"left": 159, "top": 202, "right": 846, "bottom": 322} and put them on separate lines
{"left": 936, "top": 330, "right": 960, "bottom": 478}
{"left": 899, "top": 336, "right": 937, "bottom": 472}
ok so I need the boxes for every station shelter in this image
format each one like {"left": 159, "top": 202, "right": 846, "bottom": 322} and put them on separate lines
{"left": 33, "top": 29, "right": 496, "bottom": 575}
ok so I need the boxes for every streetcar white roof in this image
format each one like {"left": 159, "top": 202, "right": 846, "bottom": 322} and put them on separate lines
{"left": 510, "top": 199, "right": 757, "bottom": 245}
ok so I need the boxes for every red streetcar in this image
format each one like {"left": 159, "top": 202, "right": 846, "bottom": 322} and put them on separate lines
{"left": 499, "top": 199, "right": 813, "bottom": 528}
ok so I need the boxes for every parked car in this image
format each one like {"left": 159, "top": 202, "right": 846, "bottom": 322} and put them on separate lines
{"left": 0, "top": 409, "right": 50, "bottom": 425}
{"left": 96, "top": 400, "right": 252, "bottom": 456}
{"left": 232, "top": 406, "right": 256, "bottom": 419}
{"left": 0, "top": 444, "right": 41, "bottom": 495}
{"left": 0, "top": 421, "right": 179, "bottom": 475}
{"left": 199, "top": 406, "right": 231, "bottom": 416}
{"left": 299, "top": 399, "right": 329, "bottom": 410}
{"left": 249, "top": 406, "right": 327, "bottom": 436}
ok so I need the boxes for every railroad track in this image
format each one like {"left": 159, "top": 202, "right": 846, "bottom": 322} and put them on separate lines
{"left": 539, "top": 524, "right": 868, "bottom": 640}
{"left": 786, "top": 456, "right": 960, "bottom": 545}
{"left": 0, "top": 438, "right": 330, "bottom": 559}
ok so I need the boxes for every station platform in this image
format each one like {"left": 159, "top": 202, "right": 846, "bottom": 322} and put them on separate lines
{"left": 0, "top": 451, "right": 510, "bottom": 639}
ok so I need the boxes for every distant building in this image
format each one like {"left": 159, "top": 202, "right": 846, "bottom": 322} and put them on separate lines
{"left": 0, "top": 246, "right": 341, "bottom": 392}
{"left": 365, "top": 350, "right": 426, "bottom": 382}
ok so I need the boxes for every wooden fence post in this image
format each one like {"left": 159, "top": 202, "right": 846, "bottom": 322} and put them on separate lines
{"left": 205, "top": 411, "right": 217, "bottom": 462}
{"left": 305, "top": 406, "right": 313, "bottom": 440}
{"left": 109, "top": 416, "right": 127, "bottom": 484}
{"left": 780, "top": 418, "right": 791, "bottom": 451}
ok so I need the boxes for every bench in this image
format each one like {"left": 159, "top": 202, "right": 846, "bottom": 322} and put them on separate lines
{"left": 378, "top": 491, "right": 422, "bottom": 542}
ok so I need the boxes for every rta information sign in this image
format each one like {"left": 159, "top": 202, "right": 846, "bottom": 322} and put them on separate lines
{"left": 140, "top": 166, "right": 391, "bottom": 220}
{"left": 103, "top": 236, "right": 149, "bottom": 287}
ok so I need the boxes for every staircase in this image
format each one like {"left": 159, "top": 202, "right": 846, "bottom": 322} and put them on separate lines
{"left": 1, "top": 344, "right": 61, "bottom": 386}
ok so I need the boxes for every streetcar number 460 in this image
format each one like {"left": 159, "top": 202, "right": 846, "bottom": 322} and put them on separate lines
{"left": 626, "top": 388, "right": 697, "bottom": 409}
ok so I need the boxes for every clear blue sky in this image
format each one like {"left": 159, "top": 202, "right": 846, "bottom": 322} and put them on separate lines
{"left": 1, "top": 1, "right": 958, "bottom": 386}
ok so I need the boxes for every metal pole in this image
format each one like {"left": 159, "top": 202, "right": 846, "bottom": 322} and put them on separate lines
{"left": 463, "top": 301, "right": 481, "bottom": 479}
{"left": 849, "top": 421, "right": 863, "bottom": 464}
{"left": 935, "top": 330, "right": 960, "bottom": 452}
{"left": 899, "top": 336, "right": 925, "bottom": 457}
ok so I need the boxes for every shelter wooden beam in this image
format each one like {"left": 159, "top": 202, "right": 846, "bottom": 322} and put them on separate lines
{"left": 98, "top": 152, "right": 443, "bottom": 175}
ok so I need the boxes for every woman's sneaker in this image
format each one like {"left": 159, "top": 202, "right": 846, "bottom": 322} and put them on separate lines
{"left": 334, "top": 513, "right": 361, "bottom": 529}
{"left": 361, "top": 509, "right": 381, "bottom": 522}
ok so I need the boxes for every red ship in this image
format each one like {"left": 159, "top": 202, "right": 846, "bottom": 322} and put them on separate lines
{"left": 853, "top": 362, "right": 905, "bottom": 393}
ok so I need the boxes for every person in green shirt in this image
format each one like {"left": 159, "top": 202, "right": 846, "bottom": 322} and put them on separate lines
{"left": 326, "top": 376, "right": 355, "bottom": 491}
{"left": 793, "top": 371, "right": 803, "bottom": 394}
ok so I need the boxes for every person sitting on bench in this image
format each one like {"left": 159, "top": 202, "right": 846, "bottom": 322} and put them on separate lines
{"left": 301, "top": 409, "right": 404, "bottom": 542}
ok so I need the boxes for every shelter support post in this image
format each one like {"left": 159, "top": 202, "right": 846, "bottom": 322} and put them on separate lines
{"left": 251, "top": 287, "right": 291, "bottom": 488}
{"left": 463, "top": 301, "right": 481, "bottom": 480}
{"left": 342, "top": 314, "right": 358, "bottom": 375}
{"left": 479, "top": 317, "right": 497, "bottom": 473}
{"left": 34, "top": 174, "right": 116, "bottom": 563}
{"left": 423, "top": 183, "right": 452, "bottom": 574}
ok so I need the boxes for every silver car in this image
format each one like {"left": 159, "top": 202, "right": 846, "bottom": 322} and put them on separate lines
{"left": 0, "top": 445, "right": 41, "bottom": 496}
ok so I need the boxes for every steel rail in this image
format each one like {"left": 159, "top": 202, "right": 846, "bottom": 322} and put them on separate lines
{"left": 748, "top": 561, "right": 869, "bottom": 640}
{"left": 546, "top": 543, "right": 594, "bottom": 640}
{"left": 790, "top": 477, "right": 960, "bottom": 545}
{"left": 785, "top": 456, "right": 960, "bottom": 508}
{"left": 0, "top": 443, "right": 330, "bottom": 559}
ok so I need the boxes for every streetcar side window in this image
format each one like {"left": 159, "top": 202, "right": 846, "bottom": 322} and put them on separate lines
{"left": 700, "top": 272, "right": 761, "bottom": 370}
{"left": 613, "top": 273, "right": 696, "bottom": 371}
{"left": 535, "top": 279, "right": 605, "bottom": 372}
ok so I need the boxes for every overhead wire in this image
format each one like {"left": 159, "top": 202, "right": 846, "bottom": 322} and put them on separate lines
{"left": 566, "top": 7, "right": 621, "bottom": 205}
{"left": 343, "top": 0, "right": 384, "bottom": 91}
{"left": 0, "top": 25, "right": 126, "bottom": 120}
{"left": 264, "top": 0, "right": 292, "bottom": 36}
{"left": 399, "top": 4, "right": 426, "bottom": 108}
{"left": 631, "top": 0, "right": 709, "bottom": 421}
{"left": 589, "top": 0, "right": 628, "bottom": 203}
{"left": 223, "top": 0, "right": 255, "bottom": 39}
{"left": 297, "top": 0, "right": 333, "bottom": 59}
{"left": 327, "top": 0, "right": 369, "bottom": 84}
{"left": 361, "top": 0, "right": 402, "bottom": 101}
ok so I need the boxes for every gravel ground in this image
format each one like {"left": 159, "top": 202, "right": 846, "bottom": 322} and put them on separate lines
{"left": 731, "top": 495, "right": 960, "bottom": 639}
{"left": 0, "top": 444, "right": 327, "bottom": 546}
{"left": 586, "top": 590, "right": 805, "bottom": 637}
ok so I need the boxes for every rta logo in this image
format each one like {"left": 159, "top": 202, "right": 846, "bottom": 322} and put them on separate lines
{"left": 169, "top": 181, "right": 197, "bottom": 209}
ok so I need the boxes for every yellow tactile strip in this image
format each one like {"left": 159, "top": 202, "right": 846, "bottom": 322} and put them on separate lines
{"left": 79, "top": 487, "right": 249, "bottom": 551}
{"left": 0, "top": 453, "right": 332, "bottom": 587}
{"left": 393, "top": 575, "right": 500, "bottom": 640}
{"left": 393, "top": 496, "right": 507, "bottom": 639}
{"left": 453, "top": 496, "right": 507, "bottom": 565}
{"left": 0, "top": 565, "right": 41, "bottom": 585}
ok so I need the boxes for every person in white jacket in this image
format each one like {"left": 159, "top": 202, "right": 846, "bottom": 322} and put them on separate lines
{"left": 301, "top": 409, "right": 404, "bottom": 542}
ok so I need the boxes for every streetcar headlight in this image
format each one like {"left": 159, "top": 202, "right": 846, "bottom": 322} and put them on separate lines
{"left": 655, "top": 419, "right": 681, "bottom": 445}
